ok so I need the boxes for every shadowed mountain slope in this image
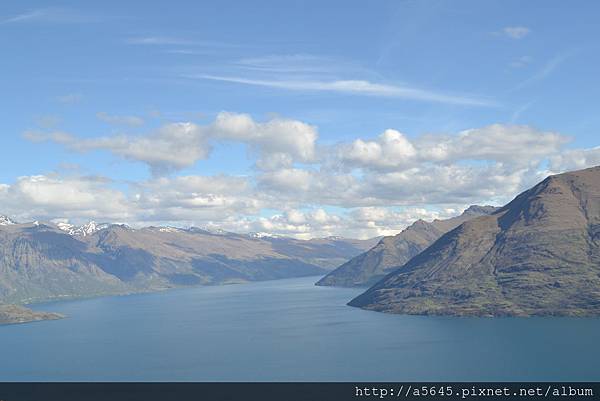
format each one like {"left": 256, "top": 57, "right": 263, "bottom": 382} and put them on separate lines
{"left": 349, "top": 166, "right": 600, "bottom": 316}
{"left": 0, "top": 222, "right": 376, "bottom": 304}
{"left": 316, "top": 205, "right": 497, "bottom": 287}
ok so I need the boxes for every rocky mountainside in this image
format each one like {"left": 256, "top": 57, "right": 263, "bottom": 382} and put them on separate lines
{"left": 0, "top": 220, "right": 377, "bottom": 304}
{"left": 349, "top": 166, "right": 600, "bottom": 317}
{"left": 316, "top": 205, "right": 497, "bottom": 287}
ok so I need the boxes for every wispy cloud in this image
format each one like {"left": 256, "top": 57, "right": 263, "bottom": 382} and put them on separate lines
{"left": 55, "top": 93, "right": 83, "bottom": 104}
{"left": 96, "top": 112, "right": 144, "bottom": 127}
{"left": 126, "top": 36, "right": 236, "bottom": 51}
{"left": 1, "top": 7, "right": 99, "bottom": 25}
{"left": 189, "top": 75, "right": 496, "bottom": 106}
{"left": 509, "top": 55, "right": 533, "bottom": 68}
{"left": 510, "top": 100, "right": 535, "bottom": 123}
{"left": 510, "top": 53, "right": 572, "bottom": 91}
{"left": 234, "top": 54, "right": 339, "bottom": 74}
{"left": 126, "top": 36, "right": 195, "bottom": 46}
{"left": 500, "top": 26, "right": 531, "bottom": 39}
{"left": 1, "top": 9, "right": 45, "bottom": 24}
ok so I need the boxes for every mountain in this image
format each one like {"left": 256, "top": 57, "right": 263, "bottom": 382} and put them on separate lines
{"left": 0, "top": 304, "right": 63, "bottom": 325}
{"left": 349, "top": 166, "right": 600, "bottom": 317}
{"left": 57, "top": 221, "right": 110, "bottom": 236}
{"left": 316, "top": 205, "right": 497, "bottom": 287}
{"left": 0, "top": 220, "right": 377, "bottom": 304}
{"left": 0, "top": 215, "right": 17, "bottom": 226}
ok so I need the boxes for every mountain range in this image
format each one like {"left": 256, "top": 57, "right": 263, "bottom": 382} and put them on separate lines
{"left": 316, "top": 205, "right": 497, "bottom": 287}
{"left": 3, "top": 165, "right": 600, "bottom": 322}
{"left": 0, "top": 219, "right": 378, "bottom": 306}
{"left": 349, "top": 166, "right": 600, "bottom": 317}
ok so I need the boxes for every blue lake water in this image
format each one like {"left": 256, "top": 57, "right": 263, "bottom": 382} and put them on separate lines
{"left": 1, "top": 275, "right": 599, "bottom": 381}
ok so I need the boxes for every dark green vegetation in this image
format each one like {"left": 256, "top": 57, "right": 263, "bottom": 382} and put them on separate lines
{"left": 0, "top": 304, "right": 63, "bottom": 325}
{"left": 350, "top": 166, "right": 600, "bottom": 317}
{"left": 316, "top": 205, "right": 497, "bottom": 287}
{"left": 0, "top": 222, "right": 377, "bottom": 305}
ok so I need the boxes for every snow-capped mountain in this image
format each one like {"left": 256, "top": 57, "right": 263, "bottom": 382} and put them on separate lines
{"left": 57, "top": 221, "right": 110, "bottom": 236}
{"left": 157, "top": 226, "right": 182, "bottom": 233}
{"left": 0, "top": 215, "right": 17, "bottom": 226}
{"left": 249, "top": 232, "right": 279, "bottom": 239}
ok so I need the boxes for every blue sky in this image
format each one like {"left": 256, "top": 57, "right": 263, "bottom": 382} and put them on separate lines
{"left": 1, "top": 0, "right": 599, "bottom": 238}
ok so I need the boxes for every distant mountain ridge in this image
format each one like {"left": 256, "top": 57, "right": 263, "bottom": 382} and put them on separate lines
{"left": 0, "top": 218, "right": 378, "bottom": 304}
{"left": 349, "top": 166, "right": 600, "bottom": 317}
{"left": 57, "top": 221, "right": 111, "bottom": 237}
{"left": 316, "top": 205, "right": 497, "bottom": 287}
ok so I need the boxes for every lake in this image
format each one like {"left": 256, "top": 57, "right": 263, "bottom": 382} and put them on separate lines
{"left": 1, "top": 276, "right": 599, "bottom": 381}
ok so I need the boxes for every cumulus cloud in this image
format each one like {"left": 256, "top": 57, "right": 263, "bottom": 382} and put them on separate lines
{"left": 338, "top": 129, "right": 417, "bottom": 169}
{"left": 548, "top": 146, "right": 600, "bottom": 173}
{"left": 421, "top": 124, "right": 568, "bottom": 165}
{"left": 201, "top": 207, "right": 455, "bottom": 239}
{"left": 211, "top": 112, "right": 318, "bottom": 168}
{"left": 132, "top": 175, "right": 261, "bottom": 222}
{"left": 25, "top": 112, "right": 318, "bottom": 175}
{"left": 25, "top": 123, "right": 212, "bottom": 175}
{"left": 256, "top": 164, "right": 535, "bottom": 209}
{"left": 0, "top": 170, "right": 488, "bottom": 239}
{"left": 17, "top": 113, "right": 600, "bottom": 238}
{"left": 336, "top": 124, "right": 568, "bottom": 171}
{"left": 0, "top": 175, "right": 131, "bottom": 221}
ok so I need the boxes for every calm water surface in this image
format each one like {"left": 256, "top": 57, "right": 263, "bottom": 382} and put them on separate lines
{"left": 1, "top": 276, "right": 599, "bottom": 381}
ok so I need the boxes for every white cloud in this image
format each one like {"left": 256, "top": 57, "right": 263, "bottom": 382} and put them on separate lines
{"left": 132, "top": 175, "right": 261, "bottom": 222}
{"left": 212, "top": 112, "right": 318, "bottom": 167}
{"left": 17, "top": 113, "right": 600, "bottom": 238}
{"left": 426, "top": 124, "right": 568, "bottom": 165}
{"left": 336, "top": 124, "right": 568, "bottom": 171}
{"left": 0, "top": 175, "right": 131, "bottom": 221}
{"left": 339, "top": 129, "right": 417, "bottom": 169}
{"left": 549, "top": 146, "right": 600, "bottom": 173}
{"left": 191, "top": 75, "right": 496, "bottom": 107}
{"left": 31, "top": 123, "right": 211, "bottom": 176}
{"left": 26, "top": 112, "right": 318, "bottom": 175}
{"left": 362, "top": 164, "right": 531, "bottom": 206}
{"left": 502, "top": 26, "right": 531, "bottom": 39}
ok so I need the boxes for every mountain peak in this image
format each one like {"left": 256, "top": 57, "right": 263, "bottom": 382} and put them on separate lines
{"left": 0, "top": 215, "right": 17, "bottom": 226}
{"left": 57, "top": 221, "right": 110, "bottom": 236}
{"left": 349, "top": 165, "right": 600, "bottom": 317}
{"left": 463, "top": 205, "right": 498, "bottom": 215}
{"left": 317, "top": 205, "right": 497, "bottom": 288}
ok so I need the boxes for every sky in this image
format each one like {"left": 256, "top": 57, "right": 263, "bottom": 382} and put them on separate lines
{"left": 1, "top": 0, "right": 600, "bottom": 239}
